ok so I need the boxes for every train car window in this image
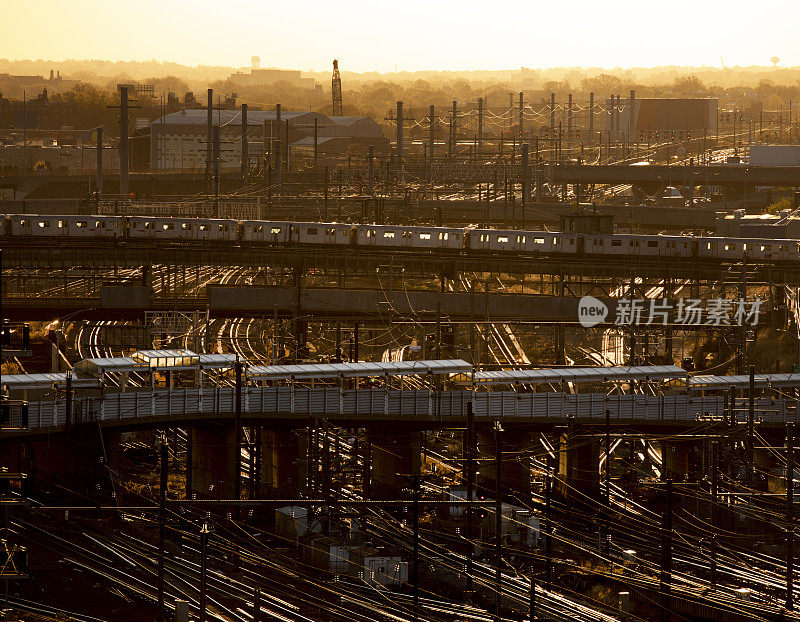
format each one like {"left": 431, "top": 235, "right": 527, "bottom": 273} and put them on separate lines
{"left": 553, "top": 237, "right": 560, "bottom": 244}
{"left": 256, "top": 225, "right": 264, "bottom": 233}
{"left": 419, "top": 233, "right": 431, "bottom": 240}
{"left": 497, "top": 236, "right": 509, "bottom": 243}
{"left": 19, "top": 220, "right": 25, "bottom": 226}
{"left": 326, "top": 228, "right": 335, "bottom": 235}
{"left": 517, "top": 235, "right": 526, "bottom": 244}
{"left": 224, "top": 226, "right": 229, "bottom": 232}
{"left": 58, "top": 220, "right": 65, "bottom": 228}
{"left": 706, "top": 242, "right": 712, "bottom": 250}
{"left": 439, "top": 232, "right": 449, "bottom": 240}
{"left": 742, "top": 244, "right": 747, "bottom": 251}
{"left": 724, "top": 244, "right": 733, "bottom": 251}
{"left": 98, "top": 221, "right": 104, "bottom": 228}
{"left": 383, "top": 231, "right": 395, "bottom": 238}
{"left": 181, "top": 223, "right": 189, "bottom": 230}
{"left": 307, "top": 227, "right": 318, "bottom": 235}
{"left": 271, "top": 227, "right": 282, "bottom": 234}
{"left": 162, "top": 224, "right": 174, "bottom": 231}
{"left": 568, "top": 239, "right": 575, "bottom": 245}
{"left": 534, "top": 237, "right": 545, "bottom": 244}
{"left": 611, "top": 240, "right": 622, "bottom": 247}
{"left": 647, "top": 241, "right": 658, "bottom": 248}
{"left": 75, "top": 221, "right": 87, "bottom": 228}
{"left": 199, "top": 224, "right": 209, "bottom": 232}
{"left": 38, "top": 221, "right": 50, "bottom": 228}
{"left": 455, "top": 233, "right": 461, "bottom": 239}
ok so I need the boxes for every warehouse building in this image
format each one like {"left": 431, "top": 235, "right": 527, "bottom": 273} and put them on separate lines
{"left": 149, "top": 109, "right": 386, "bottom": 171}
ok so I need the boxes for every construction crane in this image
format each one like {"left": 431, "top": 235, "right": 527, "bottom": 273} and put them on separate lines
{"left": 331, "top": 59, "right": 342, "bottom": 116}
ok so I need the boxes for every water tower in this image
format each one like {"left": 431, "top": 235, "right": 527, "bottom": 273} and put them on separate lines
{"left": 251, "top": 56, "right": 261, "bottom": 71}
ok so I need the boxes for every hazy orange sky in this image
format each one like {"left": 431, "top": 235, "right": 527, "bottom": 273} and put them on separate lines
{"left": 5, "top": 0, "right": 800, "bottom": 72}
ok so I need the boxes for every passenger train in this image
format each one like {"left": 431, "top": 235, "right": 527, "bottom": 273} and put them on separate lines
{"left": 1, "top": 213, "right": 798, "bottom": 262}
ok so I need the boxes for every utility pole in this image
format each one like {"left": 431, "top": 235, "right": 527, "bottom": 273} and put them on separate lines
{"left": 477, "top": 97, "right": 483, "bottom": 156}
{"left": 157, "top": 441, "right": 167, "bottom": 622}
{"left": 550, "top": 92, "right": 555, "bottom": 130}
{"left": 545, "top": 470, "right": 552, "bottom": 585}
{"left": 106, "top": 86, "right": 138, "bottom": 198}
{"left": 313, "top": 117, "right": 318, "bottom": 169}
{"left": 396, "top": 101, "right": 403, "bottom": 173}
{"left": 788, "top": 422, "right": 795, "bottom": 610}
{"left": 629, "top": 89, "right": 636, "bottom": 140}
{"left": 589, "top": 92, "right": 595, "bottom": 132}
{"left": 22, "top": 90, "right": 27, "bottom": 176}
{"left": 661, "top": 479, "right": 673, "bottom": 622}
{"left": 518, "top": 91, "right": 524, "bottom": 137}
{"left": 428, "top": 105, "right": 435, "bottom": 167}
{"left": 95, "top": 127, "right": 103, "bottom": 202}
{"left": 521, "top": 144, "right": 529, "bottom": 227}
{"left": 494, "top": 419, "right": 503, "bottom": 622}
{"left": 241, "top": 104, "right": 248, "bottom": 181}
{"left": 451, "top": 100, "right": 458, "bottom": 163}
{"left": 604, "top": 409, "right": 611, "bottom": 554}
{"left": 710, "top": 441, "right": 718, "bottom": 589}
{"left": 567, "top": 93, "right": 573, "bottom": 137}
{"left": 465, "top": 401, "right": 475, "bottom": 589}
{"left": 206, "top": 88, "right": 213, "bottom": 192}
{"left": 199, "top": 523, "right": 209, "bottom": 622}
{"left": 212, "top": 126, "right": 220, "bottom": 213}
{"left": 412, "top": 473, "right": 421, "bottom": 620}
{"left": 749, "top": 366, "right": 755, "bottom": 485}
{"left": 368, "top": 146, "right": 374, "bottom": 195}
{"left": 275, "top": 103, "right": 282, "bottom": 170}
{"left": 234, "top": 360, "right": 243, "bottom": 504}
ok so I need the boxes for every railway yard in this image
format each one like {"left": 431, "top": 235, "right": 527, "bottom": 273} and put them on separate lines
{"left": 3, "top": 84, "right": 800, "bottom": 622}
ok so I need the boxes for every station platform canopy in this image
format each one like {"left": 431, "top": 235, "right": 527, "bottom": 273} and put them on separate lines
{"left": 75, "top": 357, "right": 147, "bottom": 377}
{"left": 246, "top": 359, "right": 472, "bottom": 382}
{"left": 689, "top": 373, "right": 800, "bottom": 391}
{"left": 131, "top": 349, "right": 200, "bottom": 370}
{"left": 75, "top": 351, "right": 237, "bottom": 377}
{"left": 468, "top": 365, "right": 688, "bottom": 385}
{"left": 1, "top": 373, "right": 101, "bottom": 390}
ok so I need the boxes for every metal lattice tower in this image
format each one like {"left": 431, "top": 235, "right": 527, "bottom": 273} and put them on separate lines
{"left": 331, "top": 59, "right": 342, "bottom": 116}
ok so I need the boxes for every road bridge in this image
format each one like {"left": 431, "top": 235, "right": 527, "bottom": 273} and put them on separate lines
{"left": 2, "top": 238, "right": 796, "bottom": 283}
{"left": 2, "top": 287, "right": 781, "bottom": 331}
{"left": 4, "top": 386, "right": 795, "bottom": 437}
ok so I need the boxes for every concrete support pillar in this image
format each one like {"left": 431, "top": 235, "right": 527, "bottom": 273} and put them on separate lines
{"left": 368, "top": 429, "right": 421, "bottom": 500}
{"left": 260, "top": 429, "right": 303, "bottom": 498}
{"left": 477, "top": 429, "right": 531, "bottom": 498}
{"left": 661, "top": 441, "right": 688, "bottom": 481}
{"left": 190, "top": 423, "right": 236, "bottom": 499}
{"left": 557, "top": 433, "right": 600, "bottom": 500}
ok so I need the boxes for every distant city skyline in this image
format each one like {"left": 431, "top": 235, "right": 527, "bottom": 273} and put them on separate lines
{"left": 6, "top": 0, "right": 800, "bottom": 72}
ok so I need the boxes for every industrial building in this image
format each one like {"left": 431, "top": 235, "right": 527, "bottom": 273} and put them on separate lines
{"left": 606, "top": 96, "right": 718, "bottom": 137}
{"left": 228, "top": 56, "right": 316, "bottom": 89}
{"left": 148, "top": 108, "right": 386, "bottom": 171}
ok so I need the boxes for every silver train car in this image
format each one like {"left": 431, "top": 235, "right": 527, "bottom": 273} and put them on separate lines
{"left": 2, "top": 213, "right": 799, "bottom": 263}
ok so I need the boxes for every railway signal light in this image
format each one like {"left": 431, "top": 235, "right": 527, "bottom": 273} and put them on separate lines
{"left": 640, "top": 130, "right": 644, "bottom": 141}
